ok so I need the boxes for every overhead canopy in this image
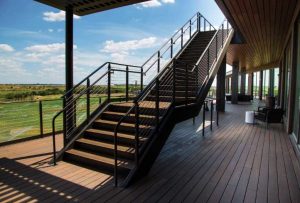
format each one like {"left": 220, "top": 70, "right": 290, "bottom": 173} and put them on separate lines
{"left": 35, "top": 0, "right": 149, "bottom": 16}
{"left": 216, "top": 0, "right": 300, "bottom": 72}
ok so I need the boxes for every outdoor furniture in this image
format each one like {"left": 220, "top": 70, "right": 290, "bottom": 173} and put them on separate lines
{"left": 225, "top": 94, "right": 253, "bottom": 102}
{"left": 254, "top": 108, "right": 284, "bottom": 127}
{"left": 245, "top": 111, "right": 255, "bottom": 124}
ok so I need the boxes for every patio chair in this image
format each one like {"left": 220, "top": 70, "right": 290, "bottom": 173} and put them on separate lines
{"left": 254, "top": 108, "right": 284, "bottom": 128}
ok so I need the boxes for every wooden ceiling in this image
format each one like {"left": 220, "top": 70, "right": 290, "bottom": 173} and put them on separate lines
{"left": 216, "top": 0, "right": 299, "bottom": 72}
{"left": 35, "top": 0, "right": 148, "bottom": 16}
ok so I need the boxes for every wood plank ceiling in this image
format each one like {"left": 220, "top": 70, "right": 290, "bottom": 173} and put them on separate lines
{"left": 35, "top": 0, "right": 148, "bottom": 16}
{"left": 216, "top": 0, "right": 299, "bottom": 72}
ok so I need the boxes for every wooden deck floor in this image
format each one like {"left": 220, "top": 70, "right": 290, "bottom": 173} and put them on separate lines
{"left": 1, "top": 103, "right": 300, "bottom": 202}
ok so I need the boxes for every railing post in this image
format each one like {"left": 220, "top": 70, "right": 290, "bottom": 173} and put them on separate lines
{"left": 207, "top": 49, "right": 210, "bottom": 75}
{"left": 140, "top": 67, "right": 143, "bottom": 92}
{"left": 39, "top": 100, "right": 44, "bottom": 138}
{"left": 135, "top": 101, "right": 139, "bottom": 165}
{"left": 170, "top": 38, "right": 173, "bottom": 59}
{"left": 189, "top": 19, "right": 192, "bottom": 38}
{"left": 173, "top": 64, "right": 176, "bottom": 103}
{"left": 185, "top": 64, "right": 188, "bottom": 106}
{"left": 155, "top": 78, "right": 160, "bottom": 131}
{"left": 197, "top": 13, "right": 200, "bottom": 31}
{"left": 52, "top": 119, "right": 56, "bottom": 165}
{"left": 216, "top": 34, "right": 218, "bottom": 57}
{"left": 202, "top": 102, "right": 206, "bottom": 137}
{"left": 222, "top": 24, "right": 224, "bottom": 47}
{"left": 157, "top": 51, "right": 160, "bottom": 73}
{"left": 204, "top": 20, "right": 206, "bottom": 31}
{"left": 227, "top": 20, "right": 229, "bottom": 35}
{"left": 63, "top": 97, "right": 67, "bottom": 147}
{"left": 126, "top": 65, "right": 129, "bottom": 102}
{"left": 210, "top": 100, "right": 213, "bottom": 131}
{"left": 86, "top": 78, "right": 90, "bottom": 121}
{"left": 181, "top": 27, "right": 184, "bottom": 48}
{"left": 108, "top": 63, "right": 111, "bottom": 102}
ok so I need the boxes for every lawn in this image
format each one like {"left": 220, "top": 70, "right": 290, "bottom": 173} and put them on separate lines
{"left": 0, "top": 84, "right": 140, "bottom": 143}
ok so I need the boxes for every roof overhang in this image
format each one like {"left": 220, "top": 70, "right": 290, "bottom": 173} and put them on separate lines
{"left": 215, "top": 0, "right": 300, "bottom": 73}
{"left": 35, "top": 0, "right": 149, "bottom": 16}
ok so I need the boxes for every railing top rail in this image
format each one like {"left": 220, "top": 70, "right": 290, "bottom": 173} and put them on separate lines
{"left": 63, "top": 61, "right": 141, "bottom": 98}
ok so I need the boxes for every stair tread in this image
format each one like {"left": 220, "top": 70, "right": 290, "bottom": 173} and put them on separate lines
{"left": 112, "top": 101, "right": 171, "bottom": 109}
{"left": 77, "top": 138, "right": 135, "bottom": 153}
{"left": 65, "top": 149, "right": 135, "bottom": 170}
{"left": 94, "top": 119, "right": 153, "bottom": 129}
{"left": 103, "top": 111, "right": 156, "bottom": 119}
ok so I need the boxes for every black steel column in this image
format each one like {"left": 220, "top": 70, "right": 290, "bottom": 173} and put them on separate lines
{"left": 248, "top": 73, "right": 254, "bottom": 97}
{"left": 216, "top": 55, "right": 226, "bottom": 112}
{"left": 269, "top": 68, "right": 275, "bottom": 97}
{"left": 259, "top": 70, "right": 263, "bottom": 100}
{"left": 240, "top": 70, "right": 246, "bottom": 95}
{"left": 64, "top": 6, "right": 74, "bottom": 144}
{"left": 231, "top": 62, "right": 239, "bottom": 104}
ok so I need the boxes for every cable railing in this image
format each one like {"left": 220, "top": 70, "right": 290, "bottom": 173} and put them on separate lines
{"left": 113, "top": 18, "right": 233, "bottom": 186}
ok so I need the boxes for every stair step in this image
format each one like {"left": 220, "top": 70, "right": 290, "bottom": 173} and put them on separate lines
{"left": 64, "top": 149, "right": 134, "bottom": 173}
{"left": 84, "top": 129, "right": 147, "bottom": 146}
{"left": 93, "top": 119, "right": 153, "bottom": 134}
{"left": 101, "top": 111, "right": 157, "bottom": 124}
{"left": 109, "top": 101, "right": 171, "bottom": 115}
{"left": 75, "top": 138, "right": 135, "bottom": 160}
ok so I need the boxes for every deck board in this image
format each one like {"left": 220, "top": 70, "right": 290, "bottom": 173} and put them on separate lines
{"left": 0, "top": 103, "right": 300, "bottom": 202}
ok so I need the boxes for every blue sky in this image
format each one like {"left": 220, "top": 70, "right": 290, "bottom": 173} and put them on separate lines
{"left": 0, "top": 0, "right": 224, "bottom": 84}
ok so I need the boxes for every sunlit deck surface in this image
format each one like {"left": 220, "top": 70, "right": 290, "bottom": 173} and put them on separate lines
{"left": 1, "top": 102, "right": 300, "bottom": 202}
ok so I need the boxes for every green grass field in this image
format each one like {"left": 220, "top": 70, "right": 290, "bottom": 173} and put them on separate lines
{"left": 0, "top": 84, "right": 139, "bottom": 143}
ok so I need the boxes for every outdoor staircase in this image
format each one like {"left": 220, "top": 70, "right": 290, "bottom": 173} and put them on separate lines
{"left": 51, "top": 13, "right": 234, "bottom": 187}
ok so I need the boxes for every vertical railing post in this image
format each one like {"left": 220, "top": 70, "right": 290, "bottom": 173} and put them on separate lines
{"left": 210, "top": 101, "right": 213, "bottom": 131}
{"left": 126, "top": 65, "right": 129, "bottom": 102}
{"left": 189, "top": 19, "right": 192, "bottom": 38}
{"left": 207, "top": 49, "right": 210, "bottom": 75}
{"left": 140, "top": 67, "right": 143, "bottom": 92}
{"left": 86, "top": 78, "right": 90, "bottom": 121}
{"left": 216, "top": 34, "right": 218, "bottom": 57}
{"left": 114, "top": 130, "right": 118, "bottom": 187}
{"left": 39, "top": 100, "right": 44, "bottom": 138}
{"left": 135, "top": 101, "right": 140, "bottom": 165}
{"left": 157, "top": 51, "right": 160, "bottom": 73}
{"left": 52, "top": 119, "right": 56, "bottom": 165}
{"left": 173, "top": 63, "right": 176, "bottom": 103}
{"left": 155, "top": 78, "right": 160, "bottom": 131}
{"left": 170, "top": 38, "right": 173, "bottom": 59}
{"left": 204, "top": 19, "right": 206, "bottom": 31}
{"left": 108, "top": 63, "right": 111, "bottom": 102}
{"left": 185, "top": 64, "right": 188, "bottom": 106}
{"left": 202, "top": 102, "right": 206, "bottom": 137}
{"left": 227, "top": 20, "right": 229, "bottom": 35}
{"left": 181, "top": 27, "right": 184, "bottom": 48}
{"left": 197, "top": 13, "right": 200, "bottom": 31}
{"left": 222, "top": 24, "right": 224, "bottom": 47}
{"left": 63, "top": 97, "right": 67, "bottom": 147}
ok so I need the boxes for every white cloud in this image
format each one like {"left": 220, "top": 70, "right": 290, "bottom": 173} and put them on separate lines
{"left": 48, "top": 29, "right": 54, "bottom": 32}
{"left": 161, "top": 0, "right": 175, "bottom": 3}
{"left": 137, "top": 0, "right": 175, "bottom": 8}
{"left": 0, "top": 44, "right": 15, "bottom": 52}
{"left": 102, "top": 37, "right": 159, "bottom": 55}
{"left": 43, "top": 11, "right": 80, "bottom": 22}
{"left": 25, "top": 43, "right": 77, "bottom": 53}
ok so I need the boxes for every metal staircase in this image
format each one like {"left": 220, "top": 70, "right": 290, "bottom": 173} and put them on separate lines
{"left": 51, "top": 13, "right": 234, "bottom": 187}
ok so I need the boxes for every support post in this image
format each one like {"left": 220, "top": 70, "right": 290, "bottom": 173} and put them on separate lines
{"left": 216, "top": 55, "right": 226, "bottom": 112}
{"left": 240, "top": 70, "right": 246, "bottom": 95}
{"left": 269, "top": 68, "right": 275, "bottom": 97}
{"left": 39, "top": 100, "right": 43, "bottom": 137}
{"left": 248, "top": 73, "right": 254, "bottom": 97}
{"left": 231, "top": 62, "right": 239, "bottom": 104}
{"left": 65, "top": 6, "right": 74, "bottom": 142}
{"left": 259, "top": 70, "right": 263, "bottom": 100}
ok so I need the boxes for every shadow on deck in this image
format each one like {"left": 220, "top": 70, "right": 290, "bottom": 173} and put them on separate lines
{"left": 0, "top": 102, "right": 300, "bottom": 202}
